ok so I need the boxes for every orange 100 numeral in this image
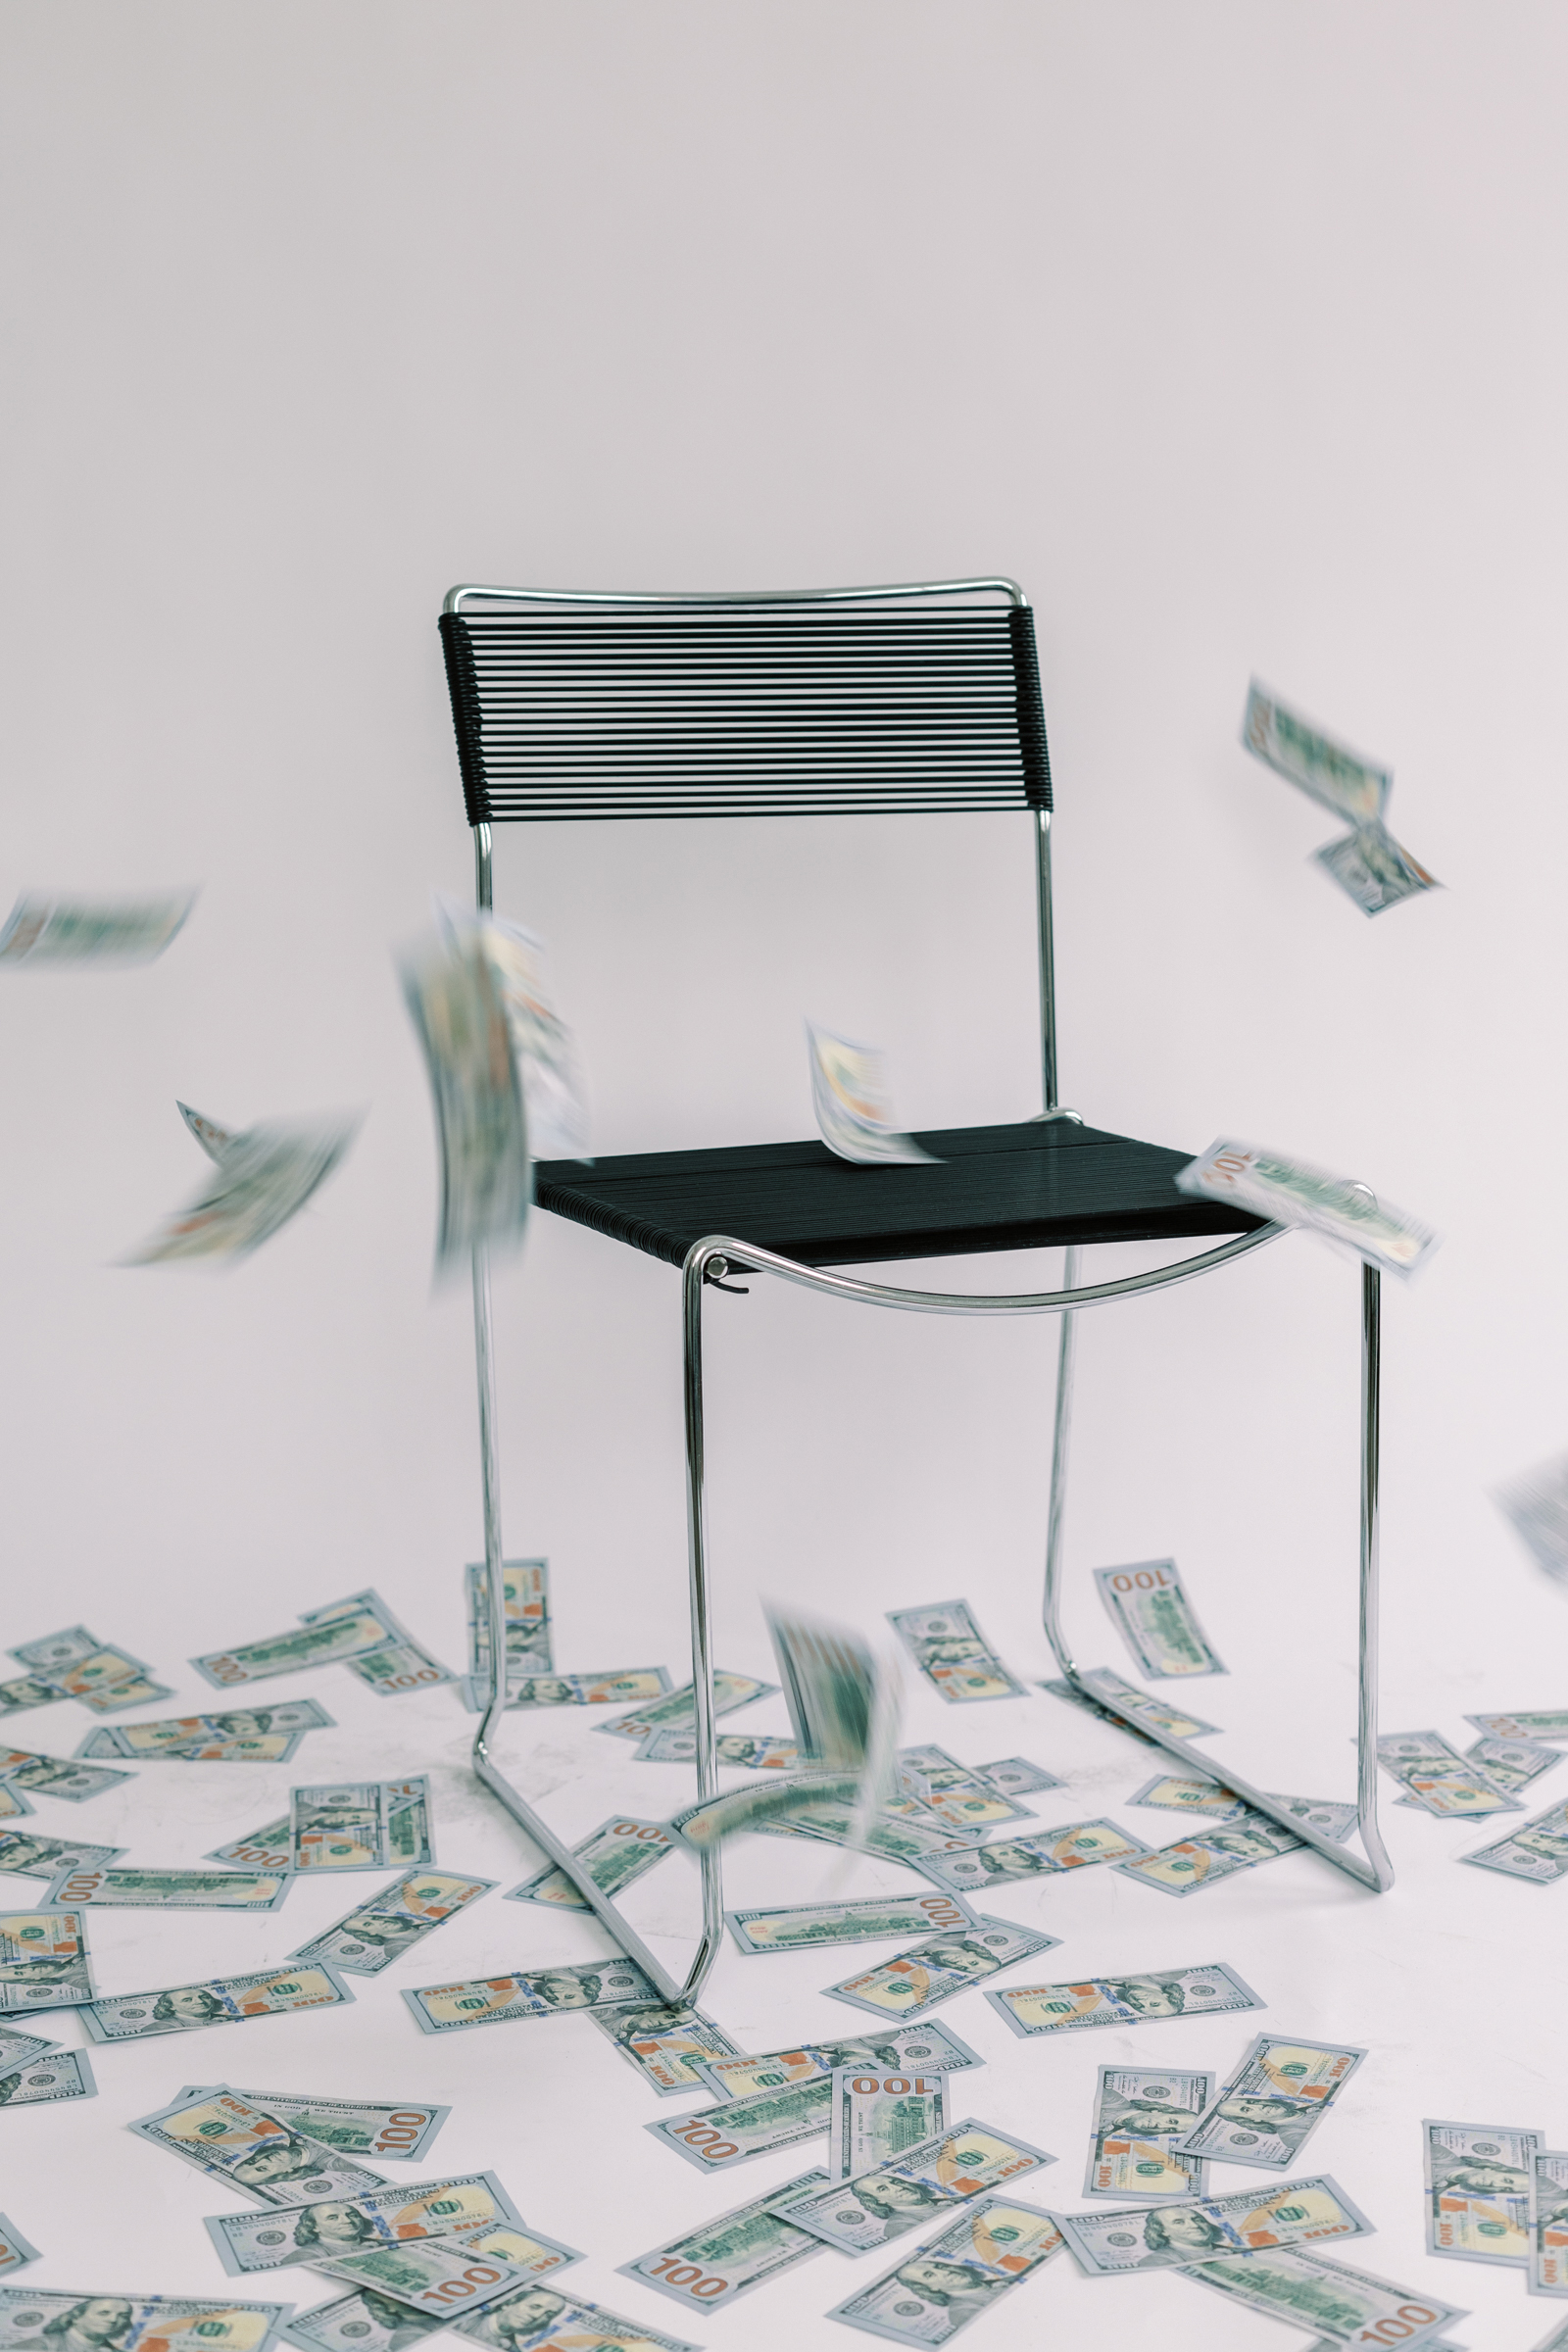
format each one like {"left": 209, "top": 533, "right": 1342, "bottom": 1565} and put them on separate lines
{"left": 668, "top": 2119, "right": 740, "bottom": 2161}
{"left": 1353, "top": 2310, "right": 1443, "bottom": 2344}
{"left": 649, "top": 2257, "right": 729, "bottom": 2299}
{"left": 425, "top": 2265, "right": 503, "bottom": 2304}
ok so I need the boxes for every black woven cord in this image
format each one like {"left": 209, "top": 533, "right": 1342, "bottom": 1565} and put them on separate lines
{"left": 1007, "top": 608, "right": 1053, "bottom": 812}
{"left": 438, "top": 614, "right": 490, "bottom": 826}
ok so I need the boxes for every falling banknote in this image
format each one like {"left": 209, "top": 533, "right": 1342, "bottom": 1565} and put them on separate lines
{"left": 0, "top": 1752, "right": 129, "bottom": 1802}
{"left": 887, "top": 1603, "right": 1026, "bottom": 1703}
{"left": 1070, "top": 1669, "right": 1221, "bottom": 1740}
{"left": 1177, "top": 1140, "right": 1439, "bottom": 1279}
{"left": 823, "top": 1917, "right": 1060, "bottom": 2022}
{"left": 0, "top": 889, "right": 196, "bottom": 963}
{"left": 0, "top": 1833, "right": 122, "bottom": 1882}
{"left": 771, "top": 2119, "right": 1054, "bottom": 2254}
{"left": 1084, "top": 2065, "right": 1213, "bottom": 2201}
{"left": 434, "top": 900, "right": 590, "bottom": 1161}
{"left": 1057, "top": 2175, "right": 1372, "bottom": 2274}
{"left": 806, "top": 1022, "right": 935, "bottom": 1166}
{"left": 1094, "top": 1560, "right": 1226, "bottom": 1678}
{"left": 124, "top": 1109, "right": 360, "bottom": 1265}
{"left": 291, "top": 1872, "right": 496, "bottom": 1971}
{"left": 1423, "top": 2117, "right": 1538, "bottom": 2266}
{"left": 824, "top": 2195, "right": 1066, "bottom": 2344}
{"left": 1241, "top": 681, "right": 1392, "bottom": 826}
{"left": 505, "top": 1819, "right": 672, "bottom": 1911}
{"left": 1315, "top": 822, "right": 1440, "bottom": 915}
{"left": 129, "top": 2084, "right": 388, "bottom": 2204}
{"left": 74, "top": 1698, "right": 334, "bottom": 1759}
{"left": 484, "top": 1671, "right": 671, "bottom": 1711}
{"left": 1178, "top": 2034, "right": 1365, "bottom": 2169}
{"left": 80, "top": 1963, "right": 353, "bottom": 2040}
{"left": 402, "top": 922, "right": 530, "bottom": 1276}
{"left": 1495, "top": 1454, "right": 1568, "bottom": 1584}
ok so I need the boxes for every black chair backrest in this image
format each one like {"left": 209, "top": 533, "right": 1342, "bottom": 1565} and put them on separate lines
{"left": 438, "top": 583, "right": 1052, "bottom": 825}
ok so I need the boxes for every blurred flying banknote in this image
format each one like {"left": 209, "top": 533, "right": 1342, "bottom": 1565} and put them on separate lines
{"left": 0, "top": 2048, "right": 94, "bottom": 2108}
{"left": 124, "top": 1108, "right": 360, "bottom": 1265}
{"left": 1094, "top": 1560, "right": 1225, "bottom": 1678}
{"left": 130, "top": 2085, "right": 387, "bottom": 2204}
{"left": 598, "top": 1672, "right": 774, "bottom": 1741}
{"left": 1496, "top": 1453, "right": 1568, "bottom": 1585}
{"left": 0, "top": 1910, "right": 92, "bottom": 2010}
{"left": 0, "top": 889, "right": 196, "bottom": 963}
{"left": 824, "top": 2195, "right": 1066, "bottom": 2343}
{"left": 436, "top": 901, "right": 590, "bottom": 1160}
{"left": 291, "top": 1871, "right": 495, "bottom": 1971}
{"left": 771, "top": 2118, "right": 1054, "bottom": 2253}
{"left": 1185, "top": 2248, "right": 1463, "bottom": 2344}
{"left": 725, "top": 1889, "right": 980, "bottom": 1957}
{"left": 987, "top": 1962, "right": 1263, "bottom": 2038}
{"left": 463, "top": 1558, "right": 552, "bottom": 1699}
{"left": 80, "top": 1963, "right": 353, "bottom": 2040}
{"left": 298, "top": 1592, "right": 455, "bottom": 1698}
{"left": 403, "top": 1957, "right": 656, "bottom": 2033}
{"left": 651, "top": 2077, "right": 860, "bottom": 2174}
{"left": 290, "top": 1780, "right": 432, "bottom": 1873}
{"left": 1060, "top": 2174, "right": 1371, "bottom": 2274}
{"left": 45, "top": 1866, "right": 289, "bottom": 1910}
{"left": 1084, "top": 2065, "right": 1212, "bottom": 2201}
{"left": 1116, "top": 1811, "right": 1305, "bottom": 1897}
{"left": 1423, "top": 2118, "right": 1537, "bottom": 2266}
{"left": 506, "top": 1819, "right": 672, "bottom": 1911}
{"left": 1177, "top": 1139, "right": 1438, "bottom": 1279}
{"left": 830, "top": 2066, "right": 948, "bottom": 2179}
{"left": 1316, "top": 821, "right": 1440, "bottom": 915}
{"left": 1242, "top": 681, "right": 1390, "bottom": 825}
{"left": 1178, "top": 2034, "right": 1365, "bottom": 2169}
{"left": 767, "top": 1605, "right": 899, "bottom": 1848}
{"left": 1461, "top": 1798, "right": 1568, "bottom": 1883}
{"left": 806, "top": 1022, "right": 936, "bottom": 1166}
{"left": 402, "top": 923, "right": 529, "bottom": 1276}
{"left": 638, "top": 1729, "right": 798, "bottom": 1768}
{"left": 1532, "top": 2148, "right": 1568, "bottom": 2295}
{"left": 207, "top": 2173, "right": 521, "bottom": 2275}
{"left": 587, "top": 1999, "right": 743, "bottom": 2095}
{"left": 824, "top": 1916, "right": 1059, "bottom": 2023}
{"left": 192, "top": 2086, "right": 451, "bottom": 2164}
{"left": 6, "top": 1626, "right": 168, "bottom": 1714}
{"left": 888, "top": 1602, "right": 1025, "bottom": 1702}
{"left": 1377, "top": 1731, "right": 1518, "bottom": 1817}
{"left": 620, "top": 2169, "right": 830, "bottom": 2315}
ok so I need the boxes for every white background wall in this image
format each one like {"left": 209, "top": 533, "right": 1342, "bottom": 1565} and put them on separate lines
{"left": 1, "top": 7, "right": 1566, "bottom": 2347}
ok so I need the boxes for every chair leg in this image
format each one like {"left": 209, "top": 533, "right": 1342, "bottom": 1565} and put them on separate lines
{"left": 1041, "top": 1247, "right": 1079, "bottom": 1678}
{"left": 1356, "top": 1265, "right": 1395, "bottom": 1889}
{"left": 676, "top": 1248, "right": 728, "bottom": 2004}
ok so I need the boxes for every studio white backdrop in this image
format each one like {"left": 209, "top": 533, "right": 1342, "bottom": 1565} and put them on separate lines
{"left": 0, "top": 5, "right": 1565, "bottom": 2346}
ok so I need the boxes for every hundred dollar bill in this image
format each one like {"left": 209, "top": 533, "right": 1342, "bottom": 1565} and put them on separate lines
{"left": 825, "top": 2194, "right": 1065, "bottom": 2344}
{"left": 1396, "top": 1735, "right": 1561, "bottom": 1810}
{"left": 972, "top": 1757, "right": 1062, "bottom": 1797}
{"left": 279, "top": 2220, "right": 582, "bottom": 2352}
{"left": 895, "top": 1747, "right": 1032, "bottom": 1834}
{"left": 619, "top": 2168, "right": 832, "bottom": 2313}
{"left": 768, "top": 1606, "right": 898, "bottom": 1780}
{"left": 298, "top": 1592, "right": 455, "bottom": 1699}
{"left": 193, "top": 1614, "right": 398, "bottom": 1690}
{"left": 1242, "top": 681, "right": 1391, "bottom": 825}
{"left": 1315, "top": 821, "right": 1440, "bottom": 916}
{"left": 637, "top": 1729, "right": 798, "bottom": 1768}
{"left": 0, "top": 1750, "right": 129, "bottom": 1802}
{"left": 1085, "top": 2065, "right": 1212, "bottom": 2200}
{"left": 1128, "top": 1780, "right": 1359, "bottom": 1840}
{"left": 7, "top": 1628, "right": 168, "bottom": 1714}
{"left": 0, "top": 2295, "right": 290, "bottom": 2352}
{"left": 0, "top": 2226, "right": 36, "bottom": 2277}
{"left": 697, "top": 2021, "right": 983, "bottom": 2102}
{"left": 1379, "top": 1732, "right": 1518, "bottom": 1817}
{"left": 1185, "top": 2247, "right": 1463, "bottom": 2343}
{"left": 506, "top": 1818, "right": 671, "bottom": 1910}
{"left": 650, "top": 2074, "right": 858, "bottom": 2173}
{"left": 462, "top": 1559, "right": 552, "bottom": 1702}
{"left": 208, "top": 1821, "right": 292, "bottom": 1872}
{"left": 1533, "top": 2149, "right": 1568, "bottom": 2295}
{"left": 726, "top": 1889, "right": 980, "bottom": 1956}
{"left": 1116, "top": 1811, "right": 1305, "bottom": 1896}
{"left": 290, "top": 1780, "right": 433, "bottom": 1873}
{"left": 402, "top": 922, "right": 530, "bottom": 1276}
{"left": 597, "top": 1671, "right": 776, "bottom": 1741}
{"left": 887, "top": 1603, "right": 1025, "bottom": 1703}
{"left": 46, "top": 1867, "right": 291, "bottom": 1910}
{"left": 404, "top": 1956, "right": 657, "bottom": 2034}
{"left": 1423, "top": 2119, "right": 1538, "bottom": 2266}
{"left": 312, "top": 2240, "right": 537, "bottom": 2320}
{"left": 0, "top": 1833, "right": 122, "bottom": 1881}
{"left": 807, "top": 1022, "right": 936, "bottom": 1165}
{"left": 1074, "top": 1668, "right": 1221, "bottom": 1740}
{"left": 125, "top": 1112, "right": 361, "bottom": 1266}
{"left": 670, "top": 1771, "right": 865, "bottom": 1854}
{"left": 0, "top": 2030, "right": 58, "bottom": 2069}
{"left": 77, "top": 1729, "right": 301, "bottom": 1764}
{"left": 1094, "top": 1560, "right": 1226, "bottom": 1679}
{"left": 456, "top": 2289, "right": 690, "bottom": 2352}
{"left": 774, "top": 2119, "right": 1054, "bottom": 2254}
{"left": 290, "top": 1872, "right": 495, "bottom": 1972}
{"left": 131, "top": 2085, "right": 387, "bottom": 2202}
{"left": 1495, "top": 1453, "right": 1568, "bottom": 1584}
{"left": 1059, "top": 2174, "right": 1371, "bottom": 2274}
{"left": 471, "top": 1670, "right": 670, "bottom": 1713}
{"left": 0, "top": 2049, "right": 94, "bottom": 2108}
{"left": 0, "top": 1792, "right": 30, "bottom": 1823}
{"left": 1180, "top": 2034, "right": 1364, "bottom": 2169}
{"left": 586, "top": 1999, "right": 742, "bottom": 2094}
{"left": 825, "top": 1917, "right": 1060, "bottom": 2022}
{"left": 831, "top": 2068, "right": 949, "bottom": 2180}
{"left": 1463, "top": 1799, "right": 1568, "bottom": 1882}
{"left": 208, "top": 2174, "right": 523, "bottom": 2275}
{"left": 0, "top": 1911, "right": 91, "bottom": 2009}
{"left": 1040, "top": 1677, "right": 1156, "bottom": 1744}
{"left": 0, "top": 888, "right": 196, "bottom": 963}
{"left": 0, "top": 1682, "right": 66, "bottom": 1720}
{"left": 185, "top": 2088, "right": 450, "bottom": 2164}
{"left": 914, "top": 1818, "right": 1149, "bottom": 1896}
{"left": 75, "top": 1699, "right": 334, "bottom": 1756}
{"left": 1177, "top": 1141, "right": 1438, "bottom": 1280}
{"left": 988, "top": 1961, "right": 1264, "bottom": 2037}
{"left": 81, "top": 1963, "right": 353, "bottom": 2040}
{"left": 433, "top": 901, "right": 590, "bottom": 1163}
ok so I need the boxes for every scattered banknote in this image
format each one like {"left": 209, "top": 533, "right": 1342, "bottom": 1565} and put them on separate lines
{"left": 1396, "top": 1736, "right": 1561, "bottom": 1809}
{"left": 1242, "top": 681, "right": 1391, "bottom": 825}
{"left": 402, "top": 922, "right": 530, "bottom": 1274}
{"left": 1378, "top": 1732, "right": 1518, "bottom": 1817}
{"left": 280, "top": 2220, "right": 582, "bottom": 2352}
{"left": 1462, "top": 1800, "right": 1568, "bottom": 1883}
{"left": 193, "top": 1614, "right": 404, "bottom": 1690}
{"left": 125, "top": 1111, "right": 361, "bottom": 1265}
{"left": 597, "top": 1672, "right": 776, "bottom": 1741}
{"left": 620, "top": 2169, "right": 831, "bottom": 2313}
{"left": 887, "top": 1602, "right": 1025, "bottom": 1702}
{"left": 637, "top": 1729, "right": 798, "bottom": 1768}
{"left": 312, "top": 2240, "right": 539, "bottom": 2320}
{"left": 807, "top": 1022, "right": 935, "bottom": 1165}
{"left": 291, "top": 1872, "right": 495, "bottom": 1971}
{"left": 824, "top": 1917, "right": 1060, "bottom": 2022}
{"left": 1185, "top": 2247, "right": 1463, "bottom": 2344}
{"left": 586, "top": 1999, "right": 742, "bottom": 2094}
{"left": 76, "top": 1729, "right": 302, "bottom": 1764}
{"left": 1177, "top": 1140, "right": 1439, "bottom": 1280}
{"left": 0, "top": 2225, "right": 36, "bottom": 2277}
{"left": 186, "top": 2087, "right": 451, "bottom": 2163}
{"left": 1117, "top": 1811, "right": 1305, "bottom": 1896}
{"left": 0, "top": 888, "right": 196, "bottom": 963}
{"left": 650, "top": 2075, "right": 865, "bottom": 2173}
{"left": 0, "top": 1750, "right": 129, "bottom": 1801}
{"left": 1094, "top": 1560, "right": 1226, "bottom": 1678}
{"left": 972, "top": 1757, "right": 1062, "bottom": 1797}
{"left": 1468, "top": 1710, "right": 1568, "bottom": 1741}
{"left": 433, "top": 901, "right": 590, "bottom": 1163}
{"left": 1423, "top": 2119, "right": 1537, "bottom": 2266}
{"left": 0, "top": 1792, "right": 30, "bottom": 1823}
{"left": 1059, "top": 2175, "right": 1371, "bottom": 2274}
{"left": 0, "top": 2049, "right": 94, "bottom": 2108}
{"left": 824, "top": 2194, "right": 1065, "bottom": 2344}
{"left": 1179, "top": 2034, "right": 1364, "bottom": 2169}
{"left": 81, "top": 1962, "right": 353, "bottom": 2040}
{"left": 0, "top": 2030, "right": 58, "bottom": 2070}
{"left": 696, "top": 2022, "right": 983, "bottom": 2102}
{"left": 456, "top": 2290, "right": 690, "bottom": 2352}
{"left": 894, "top": 1746, "right": 1033, "bottom": 1834}
{"left": 298, "top": 1592, "right": 455, "bottom": 1698}
{"left": 1315, "top": 821, "right": 1440, "bottom": 915}
{"left": 0, "top": 1910, "right": 91, "bottom": 2010}
{"left": 1085, "top": 2065, "right": 1212, "bottom": 2201}
{"left": 988, "top": 1961, "right": 1264, "bottom": 2037}
{"left": 1533, "top": 2149, "right": 1568, "bottom": 2295}
{"left": 1126, "top": 1777, "right": 1358, "bottom": 1839}
{"left": 0, "top": 2295, "right": 289, "bottom": 2352}
{"left": 0, "top": 1833, "right": 122, "bottom": 1881}
{"left": 43, "top": 1866, "right": 290, "bottom": 1910}
{"left": 74, "top": 1699, "right": 333, "bottom": 1760}
{"left": 208, "top": 1821, "right": 292, "bottom": 1871}
{"left": 772, "top": 2119, "right": 1054, "bottom": 2252}
{"left": 291, "top": 1779, "right": 433, "bottom": 1872}
{"left": 474, "top": 1671, "right": 671, "bottom": 1712}
{"left": 1495, "top": 1454, "right": 1568, "bottom": 1584}
{"left": 1072, "top": 1668, "right": 1221, "bottom": 1739}
{"left": 404, "top": 1957, "right": 657, "bottom": 2034}
{"left": 6, "top": 1627, "right": 169, "bottom": 1714}
{"left": 1532, "top": 2322, "right": 1568, "bottom": 2352}
{"left": 131, "top": 2085, "right": 387, "bottom": 2203}
{"left": 505, "top": 1818, "right": 671, "bottom": 1911}
{"left": 725, "top": 1890, "right": 981, "bottom": 1956}
{"left": 463, "top": 1559, "right": 552, "bottom": 1701}
{"left": 0, "top": 1681, "right": 73, "bottom": 1720}
{"left": 914, "top": 1818, "right": 1149, "bottom": 1895}
{"left": 831, "top": 2067, "right": 949, "bottom": 2180}
{"left": 208, "top": 2174, "right": 523, "bottom": 2275}
{"left": 1040, "top": 1676, "right": 1158, "bottom": 1744}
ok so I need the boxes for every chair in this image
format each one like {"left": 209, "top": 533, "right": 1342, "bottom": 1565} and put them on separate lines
{"left": 438, "top": 576, "right": 1394, "bottom": 2008}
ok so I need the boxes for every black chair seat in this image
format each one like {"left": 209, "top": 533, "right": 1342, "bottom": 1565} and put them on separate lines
{"left": 535, "top": 1119, "right": 1267, "bottom": 1272}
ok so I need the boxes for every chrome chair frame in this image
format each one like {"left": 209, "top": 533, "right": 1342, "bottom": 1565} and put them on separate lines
{"left": 449, "top": 577, "right": 1395, "bottom": 2011}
